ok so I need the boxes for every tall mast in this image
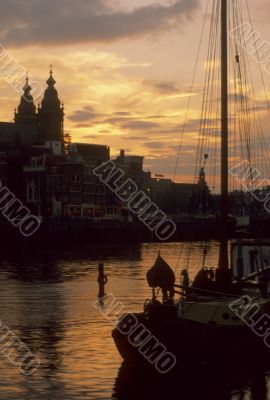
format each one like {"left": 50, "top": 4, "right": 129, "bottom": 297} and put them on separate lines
{"left": 218, "top": 0, "right": 229, "bottom": 273}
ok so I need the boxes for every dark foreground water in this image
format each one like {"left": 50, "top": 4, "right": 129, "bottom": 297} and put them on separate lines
{"left": 0, "top": 241, "right": 268, "bottom": 400}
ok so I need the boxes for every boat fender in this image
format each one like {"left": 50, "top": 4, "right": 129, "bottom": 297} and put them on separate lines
{"left": 180, "top": 269, "right": 190, "bottom": 287}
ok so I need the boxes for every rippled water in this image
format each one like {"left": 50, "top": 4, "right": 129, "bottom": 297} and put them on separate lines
{"left": 0, "top": 241, "right": 268, "bottom": 399}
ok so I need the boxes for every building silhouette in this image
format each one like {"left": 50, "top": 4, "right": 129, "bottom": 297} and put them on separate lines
{"left": 0, "top": 70, "right": 113, "bottom": 219}
{"left": 0, "top": 70, "right": 218, "bottom": 223}
{"left": 37, "top": 68, "right": 64, "bottom": 153}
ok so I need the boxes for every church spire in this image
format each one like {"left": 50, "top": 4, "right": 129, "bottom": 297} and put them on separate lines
{"left": 14, "top": 75, "right": 36, "bottom": 125}
{"left": 46, "top": 65, "right": 56, "bottom": 87}
{"left": 37, "top": 67, "right": 64, "bottom": 148}
{"left": 40, "top": 66, "right": 62, "bottom": 111}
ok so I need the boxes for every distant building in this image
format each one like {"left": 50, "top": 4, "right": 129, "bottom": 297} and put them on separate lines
{"left": 0, "top": 70, "right": 121, "bottom": 220}
{"left": 0, "top": 122, "right": 38, "bottom": 147}
{"left": 37, "top": 68, "right": 64, "bottom": 152}
{"left": 150, "top": 178, "right": 172, "bottom": 207}
{"left": 0, "top": 69, "right": 65, "bottom": 206}
{"left": 65, "top": 143, "right": 113, "bottom": 218}
{"left": 149, "top": 167, "right": 212, "bottom": 215}
{"left": 14, "top": 77, "right": 37, "bottom": 126}
{"left": 0, "top": 69, "right": 217, "bottom": 223}
{"left": 23, "top": 152, "right": 64, "bottom": 217}
{"left": 114, "top": 149, "right": 150, "bottom": 192}
{"left": 150, "top": 178, "right": 196, "bottom": 214}
{"left": 68, "top": 143, "right": 110, "bottom": 165}
{"left": 192, "top": 167, "right": 211, "bottom": 214}
{"left": 172, "top": 182, "right": 197, "bottom": 213}
{"left": 113, "top": 150, "right": 151, "bottom": 220}
{"left": 23, "top": 143, "right": 115, "bottom": 218}
{"left": 0, "top": 79, "right": 39, "bottom": 147}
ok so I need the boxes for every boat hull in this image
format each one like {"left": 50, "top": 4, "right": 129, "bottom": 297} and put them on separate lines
{"left": 112, "top": 312, "right": 270, "bottom": 366}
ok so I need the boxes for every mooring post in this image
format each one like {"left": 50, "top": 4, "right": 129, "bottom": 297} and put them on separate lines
{"left": 98, "top": 263, "right": 107, "bottom": 298}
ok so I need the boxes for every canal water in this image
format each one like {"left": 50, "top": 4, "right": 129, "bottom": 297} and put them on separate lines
{"left": 0, "top": 241, "right": 268, "bottom": 399}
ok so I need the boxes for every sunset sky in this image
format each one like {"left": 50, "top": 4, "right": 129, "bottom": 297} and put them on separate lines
{"left": 0, "top": 0, "right": 270, "bottom": 187}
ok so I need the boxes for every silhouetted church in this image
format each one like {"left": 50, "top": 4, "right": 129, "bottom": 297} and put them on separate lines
{"left": 0, "top": 68, "right": 64, "bottom": 154}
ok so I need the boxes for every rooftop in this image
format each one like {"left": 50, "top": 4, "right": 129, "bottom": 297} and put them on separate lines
{"left": 0, "top": 122, "right": 38, "bottom": 146}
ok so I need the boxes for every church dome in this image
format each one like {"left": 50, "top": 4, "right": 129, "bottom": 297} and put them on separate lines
{"left": 40, "top": 68, "right": 62, "bottom": 111}
{"left": 15, "top": 77, "right": 36, "bottom": 124}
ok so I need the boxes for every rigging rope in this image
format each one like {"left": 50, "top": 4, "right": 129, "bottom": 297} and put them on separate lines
{"left": 172, "top": 0, "right": 211, "bottom": 182}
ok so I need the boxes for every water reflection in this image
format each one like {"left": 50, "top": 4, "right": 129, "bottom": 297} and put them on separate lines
{"left": 113, "top": 360, "right": 268, "bottom": 400}
{"left": 0, "top": 242, "right": 143, "bottom": 283}
{"left": 13, "top": 272, "right": 66, "bottom": 398}
{"left": 0, "top": 241, "right": 269, "bottom": 399}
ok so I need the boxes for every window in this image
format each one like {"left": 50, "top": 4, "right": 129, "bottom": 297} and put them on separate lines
{"left": 72, "top": 175, "right": 80, "bottom": 183}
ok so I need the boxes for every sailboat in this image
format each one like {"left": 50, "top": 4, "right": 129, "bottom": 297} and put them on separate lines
{"left": 113, "top": 0, "right": 270, "bottom": 365}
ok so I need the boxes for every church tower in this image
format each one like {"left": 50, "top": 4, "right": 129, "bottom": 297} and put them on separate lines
{"left": 37, "top": 67, "right": 64, "bottom": 153}
{"left": 14, "top": 76, "right": 37, "bottom": 125}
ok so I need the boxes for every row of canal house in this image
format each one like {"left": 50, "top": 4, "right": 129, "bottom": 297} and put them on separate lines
{"left": 23, "top": 145, "right": 151, "bottom": 220}
{"left": 0, "top": 70, "right": 138, "bottom": 221}
{"left": 0, "top": 68, "right": 205, "bottom": 222}
{"left": 23, "top": 143, "right": 116, "bottom": 219}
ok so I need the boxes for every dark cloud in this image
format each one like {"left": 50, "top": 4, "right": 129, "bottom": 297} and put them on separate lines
{"left": 68, "top": 106, "right": 105, "bottom": 122}
{"left": 217, "top": 93, "right": 268, "bottom": 113}
{"left": 150, "top": 128, "right": 183, "bottom": 135}
{"left": 0, "top": 0, "right": 200, "bottom": 46}
{"left": 147, "top": 114, "right": 172, "bottom": 119}
{"left": 143, "top": 142, "right": 165, "bottom": 149}
{"left": 148, "top": 117, "right": 220, "bottom": 136}
{"left": 121, "top": 120, "right": 160, "bottom": 130}
{"left": 143, "top": 80, "right": 180, "bottom": 95}
{"left": 103, "top": 116, "right": 160, "bottom": 130}
{"left": 81, "top": 132, "right": 117, "bottom": 139}
{"left": 113, "top": 112, "right": 131, "bottom": 116}
{"left": 69, "top": 110, "right": 162, "bottom": 130}
{"left": 104, "top": 117, "right": 128, "bottom": 124}
{"left": 69, "top": 111, "right": 96, "bottom": 122}
{"left": 127, "top": 136, "right": 148, "bottom": 140}
{"left": 82, "top": 134, "right": 99, "bottom": 139}
{"left": 74, "top": 123, "right": 93, "bottom": 128}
